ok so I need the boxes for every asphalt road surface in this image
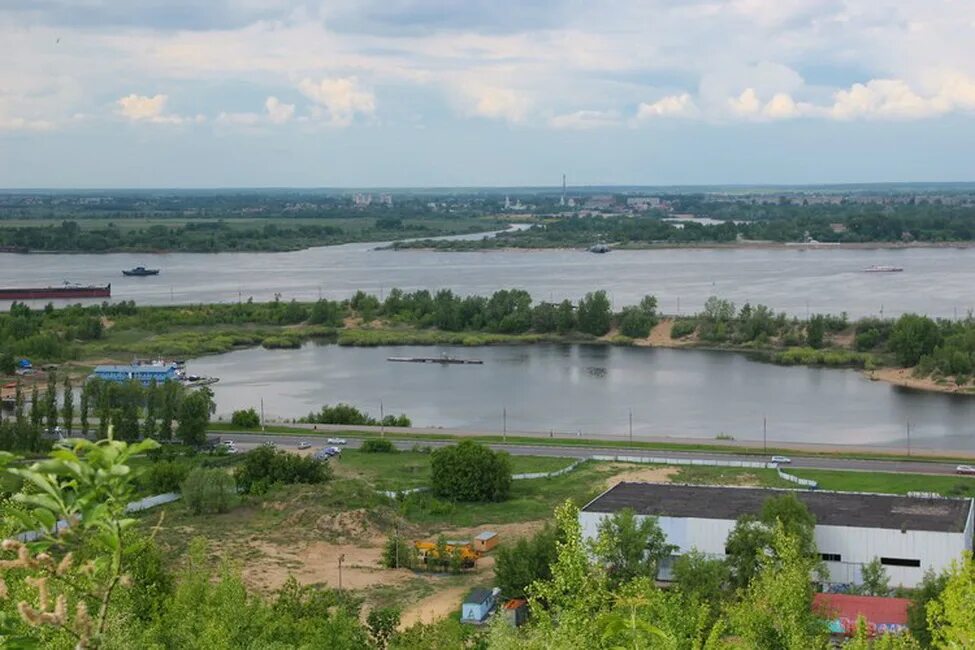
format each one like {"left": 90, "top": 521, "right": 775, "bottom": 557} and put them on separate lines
{"left": 213, "top": 431, "right": 973, "bottom": 477}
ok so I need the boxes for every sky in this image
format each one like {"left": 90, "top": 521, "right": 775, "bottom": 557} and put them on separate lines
{"left": 2, "top": 0, "right": 975, "bottom": 188}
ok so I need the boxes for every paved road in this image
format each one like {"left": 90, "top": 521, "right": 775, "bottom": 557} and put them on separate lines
{"left": 214, "top": 430, "right": 972, "bottom": 477}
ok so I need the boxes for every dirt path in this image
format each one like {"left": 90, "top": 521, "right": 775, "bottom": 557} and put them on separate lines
{"left": 604, "top": 465, "right": 679, "bottom": 488}
{"left": 633, "top": 319, "right": 696, "bottom": 348}
{"left": 399, "top": 585, "right": 472, "bottom": 629}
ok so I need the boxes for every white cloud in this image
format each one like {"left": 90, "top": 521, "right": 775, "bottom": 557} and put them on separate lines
{"left": 265, "top": 96, "right": 294, "bottom": 124}
{"left": 728, "top": 88, "right": 762, "bottom": 116}
{"left": 825, "top": 75, "right": 975, "bottom": 120}
{"left": 635, "top": 93, "right": 697, "bottom": 119}
{"left": 763, "top": 92, "right": 801, "bottom": 119}
{"left": 548, "top": 109, "right": 620, "bottom": 129}
{"left": 116, "top": 93, "right": 203, "bottom": 124}
{"left": 298, "top": 77, "right": 375, "bottom": 126}
{"left": 456, "top": 81, "right": 531, "bottom": 123}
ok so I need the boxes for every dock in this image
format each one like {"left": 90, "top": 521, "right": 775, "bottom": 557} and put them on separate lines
{"left": 387, "top": 356, "right": 483, "bottom": 365}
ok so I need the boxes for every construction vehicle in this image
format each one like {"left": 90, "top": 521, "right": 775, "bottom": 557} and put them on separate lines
{"left": 413, "top": 540, "right": 481, "bottom": 569}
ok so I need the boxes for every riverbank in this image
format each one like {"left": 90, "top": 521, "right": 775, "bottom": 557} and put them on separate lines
{"left": 867, "top": 367, "right": 975, "bottom": 396}
{"left": 392, "top": 239, "right": 975, "bottom": 253}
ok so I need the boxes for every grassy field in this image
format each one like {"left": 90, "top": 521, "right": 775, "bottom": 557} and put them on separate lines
{"left": 336, "top": 450, "right": 574, "bottom": 492}
{"left": 791, "top": 468, "right": 975, "bottom": 497}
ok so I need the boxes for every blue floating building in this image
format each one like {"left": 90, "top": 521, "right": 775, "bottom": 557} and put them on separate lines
{"left": 92, "top": 364, "right": 178, "bottom": 385}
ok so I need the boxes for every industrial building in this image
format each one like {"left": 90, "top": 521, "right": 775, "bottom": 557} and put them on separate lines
{"left": 580, "top": 483, "right": 974, "bottom": 589}
{"left": 92, "top": 364, "right": 178, "bottom": 385}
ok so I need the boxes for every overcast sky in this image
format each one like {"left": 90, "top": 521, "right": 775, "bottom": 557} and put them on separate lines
{"left": 2, "top": 1, "right": 975, "bottom": 188}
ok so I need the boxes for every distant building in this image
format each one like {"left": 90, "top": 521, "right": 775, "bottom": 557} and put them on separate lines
{"left": 830, "top": 223, "right": 848, "bottom": 234}
{"left": 502, "top": 598, "right": 528, "bottom": 627}
{"left": 473, "top": 531, "right": 499, "bottom": 553}
{"left": 353, "top": 193, "right": 372, "bottom": 207}
{"left": 92, "top": 364, "right": 178, "bottom": 385}
{"left": 580, "top": 483, "right": 974, "bottom": 589}
{"left": 626, "top": 197, "right": 662, "bottom": 211}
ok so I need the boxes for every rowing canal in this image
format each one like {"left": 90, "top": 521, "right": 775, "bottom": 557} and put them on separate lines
{"left": 187, "top": 343, "right": 975, "bottom": 451}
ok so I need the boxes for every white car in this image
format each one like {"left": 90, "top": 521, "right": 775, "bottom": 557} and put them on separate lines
{"left": 297, "top": 441, "right": 311, "bottom": 450}
{"left": 221, "top": 440, "right": 235, "bottom": 448}
{"left": 327, "top": 437, "right": 347, "bottom": 445}
{"left": 956, "top": 465, "right": 975, "bottom": 475}
{"left": 771, "top": 455, "right": 792, "bottom": 464}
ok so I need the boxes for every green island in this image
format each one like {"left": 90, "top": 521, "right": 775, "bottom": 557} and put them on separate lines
{"left": 3, "top": 288, "right": 975, "bottom": 394}
{"left": 391, "top": 203, "right": 975, "bottom": 250}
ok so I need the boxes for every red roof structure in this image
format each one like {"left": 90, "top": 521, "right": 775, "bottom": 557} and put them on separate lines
{"left": 813, "top": 593, "right": 910, "bottom": 637}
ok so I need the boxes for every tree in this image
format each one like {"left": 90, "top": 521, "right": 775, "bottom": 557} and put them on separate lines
{"left": 181, "top": 467, "right": 238, "bottom": 514}
{"left": 366, "top": 607, "right": 400, "bottom": 649}
{"left": 79, "top": 382, "right": 90, "bottom": 437}
{"left": 672, "top": 548, "right": 731, "bottom": 601}
{"left": 555, "top": 299, "right": 576, "bottom": 334}
{"left": 725, "top": 493, "right": 818, "bottom": 589}
{"left": 60, "top": 376, "right": 74, "bottom": 435}
{"left": 231, "top": 408, "right": 261, "bottom": 428}
{"left": 806, "top": 315, "right": 826, "bottom": 349}
{"left": 29, "top": 384, "right": 42, "bottom": 431}
{"left": 577, "top": 291, "right": 612, "bottom": 336}
{"left": 158, "top": 380, "right": 182, "bottom": 441}
{"left": 381, "top": 531, "right": 417, "bottom": 569}
{"left": 926, "top": 552, "right": 975, "bottom": 649}
{"left": 618, "top": 307, "right": 654, "bottom": 338}
{"left": 858, "top": 557, "right": 890, "bottom": 596}
{"left": 430, "top": 440, "right": 511, "bottom": 502}
{"left": 234, "top": 444, "right": 331, "bottom": 495}
{"left": 888, "top": 314, "right": 942, "bottom": 366}
{"left": 44, "top": 369, "right": 58, "bottom": 430}
{"left": 727, "top": 524, "right": 829, "bottom": 650}
{"left": 907, "top": 568, "right": 948, "bottom": 646}
{"left": 593, "top": 508, "right": 675, "bottom": 586}
{"left": 176, "top": 387, "right": 214, "bottom": 446}
{"left": 495, "top": 524, "right": 560, "bottom": 598}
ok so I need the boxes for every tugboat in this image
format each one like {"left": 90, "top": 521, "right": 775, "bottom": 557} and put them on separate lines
{"left": 588, "top": 243, "right": 611, "bottom": 254}
{"left": 122, "top": 266, "right": 160, "bottom": 277}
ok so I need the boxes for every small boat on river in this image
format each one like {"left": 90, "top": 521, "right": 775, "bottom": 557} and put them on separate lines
{"left": 862, "top": 265, "right": 903, "bottom": 273}
{"left": 123, "top": 266, "right": 160, "bottom": 277}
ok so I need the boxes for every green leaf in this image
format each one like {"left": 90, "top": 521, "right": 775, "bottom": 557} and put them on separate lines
{"left": 32, "top": 508, "right": 57, "bottom": 532}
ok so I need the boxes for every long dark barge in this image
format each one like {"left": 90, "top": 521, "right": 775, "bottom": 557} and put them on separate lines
{"left": 0, "top": 284, "right": 111, "bottom": 300}
{"left": 387, "top": 355, "right": 483, "bottom": 365}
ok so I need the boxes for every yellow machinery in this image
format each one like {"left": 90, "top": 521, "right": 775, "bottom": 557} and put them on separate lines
{"left": 413, "top": 540, "right": 481, "bottom": 568}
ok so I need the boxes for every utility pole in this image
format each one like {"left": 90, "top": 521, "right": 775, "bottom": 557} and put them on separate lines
{"left": 338, "top": 554, "right": 345, "bottom": 590}
{"left": 380, "top": 399, "right": 385, "bottom": 438}
{"left": 260, "top": 397, "right": 265, "bottom": 433}
{"left": 629, "top": 408, "right": 633, "bottom": 443}
{"left": 907, "top": 419, "right": 911, "bottom": 457}
{"left": 763, "top": 415, "right": 767, "bottom": 454}
{"left": 502, "top": 407, "right": 507, "bottom": 442}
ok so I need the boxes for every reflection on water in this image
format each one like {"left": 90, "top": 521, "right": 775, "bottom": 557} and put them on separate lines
{"left": 187, "top": 343, "right": 975, "bottom": 451}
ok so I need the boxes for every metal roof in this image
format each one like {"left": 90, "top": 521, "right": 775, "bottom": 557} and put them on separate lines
{"left": 582, "top": 482, "right": 973, "bottom": 533}
{"left": 94, "top": 365, "right": 174, "bottom": 374}
{"left": 475, "top": 531, "right": 497, "bottom": 540}
{"left": 464, "top": 588, "right": 493, "bottom": 605}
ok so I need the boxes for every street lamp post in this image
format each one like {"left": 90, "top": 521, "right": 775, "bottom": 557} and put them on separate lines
{"left": 763, "top": 415, "right": 767, "bottom": 454}
{"left": 629, "top": 409, "right": 633, "bottom": 443}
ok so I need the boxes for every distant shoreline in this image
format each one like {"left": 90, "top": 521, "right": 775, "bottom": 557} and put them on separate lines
{"left": 391, "top": 240, "right": 975, "bottom": 253}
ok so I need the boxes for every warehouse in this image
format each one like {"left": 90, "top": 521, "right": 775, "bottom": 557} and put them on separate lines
{"left": 580, "top": 483, "right": 975, "bottom": 589}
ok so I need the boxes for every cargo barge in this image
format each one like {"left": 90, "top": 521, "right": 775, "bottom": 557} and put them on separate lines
{"left": 387, "top": 355, "right": 483, "bottom": 365}
{"left": 0, "top": 284, "right": 111, "bottom": 300}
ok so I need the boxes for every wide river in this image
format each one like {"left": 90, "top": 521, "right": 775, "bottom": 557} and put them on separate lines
{"left": 187, "top": 343, "right": 975, "bottom": 451}
{"left": 3, "top": 241, "right": 975, "bottom": 318}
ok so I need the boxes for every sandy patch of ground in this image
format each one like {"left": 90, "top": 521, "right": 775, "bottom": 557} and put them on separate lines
{"left": 240, "top": 537, "right": 410, "bottom": 593}
{"left": 635, "top": 319, "right": 697, "bottom": 348}
{"left": 604, "top": 465, "right": 679, "bottom": 489}
{"left": 867, "top": 368, "right": 975, "bottom": 395}
{"left": 430, "top": 520, "right": 546, "bottom": 542}
{"left": 829, "top": 330, "right": 855, "bottom": 349}
{"left": 399, "top": 585, "right": 472, "bottom": 629}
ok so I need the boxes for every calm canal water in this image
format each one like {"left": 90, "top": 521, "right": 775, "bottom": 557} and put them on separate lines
{"left": 187, "top": 343, "right": 975, "bottom": 451}
{"left": 3, "top": 243, "right": 975, "bottom": 318}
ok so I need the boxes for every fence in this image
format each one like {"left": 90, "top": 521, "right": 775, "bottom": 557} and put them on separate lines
{"left": 512, "top": 459, "right": 584, "bottom": 480}
{"left": 777, "top": 469, "right": 818, "bottom": 489}
{"left": 19, "top": 492, "right": 182, "bottom": 542}
{"left": 590, "top": 454, "right": 772, "bottom": 469}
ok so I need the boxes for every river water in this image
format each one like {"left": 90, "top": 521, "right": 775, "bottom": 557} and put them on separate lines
{"left": 187, "top": 343, "right": 975, "bottom": 451}
{"left": 2, "top": 242, "right": 975, "bottom": 318}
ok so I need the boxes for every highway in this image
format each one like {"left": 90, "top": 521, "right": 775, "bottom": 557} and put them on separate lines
{"left": 213, "top": 430, "right": 971, "bottom": 477}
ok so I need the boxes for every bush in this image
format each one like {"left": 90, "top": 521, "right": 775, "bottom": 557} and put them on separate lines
{"left": 361, "top": 439, "right": 396, "bottom": 453}
{"left": 430, "top": 440, "right": 511, "bottom": 502}
{"left": 230, "top": 408, "right": 261, "bottom": 428}
{"left": 142, "top": 460, "right": 190, "bottom": 493}
{"left": 235, "top": 445, "right": 331, "bottom": 495}
{"left": 670, "top": 320, "right": 697, "bottom": 339}
{"left": 181, "top": 467, "right": 238, "bottom": 514}
{"left": 299, "top": 403, "right": 411, "bottom": 427}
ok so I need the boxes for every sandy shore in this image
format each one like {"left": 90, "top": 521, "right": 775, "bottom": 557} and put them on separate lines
{"left": 866, "top": 368, "right": 975, "bottom": 396}
{"left": 395, "top": 240, "right": 975, "bottom": 253}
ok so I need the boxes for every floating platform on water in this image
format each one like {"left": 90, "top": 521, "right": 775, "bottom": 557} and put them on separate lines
{"left": 387, "top": 356, "right": 483, "bottom": 365}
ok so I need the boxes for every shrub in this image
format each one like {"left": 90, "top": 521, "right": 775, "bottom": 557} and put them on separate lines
{"left": 430, "top": 440, "right": 511, "bottom": 502}
{"left": 235, "top": 445, "right": 331, "bottom": 495}
{"left": 361, "top": 439, "right": 396, "bottom": 453}
{"left": 181, "top": 467, "right": 238, "bottom": 514}
{"left": 230, "top": 408, "right": 261, "bottom": 428}
{"left": 670, "top": 320, "right": 697, "bottom": 339}
{"left": 142, "top": 460, "right": 190, "bottom": 493}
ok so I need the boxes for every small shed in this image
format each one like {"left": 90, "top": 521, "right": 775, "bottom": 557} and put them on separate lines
{"left": 503, "top": 598, "right": 528, "bottom": 627}
{"left": 461, "top": 588, "right": 496, "bottom": 624}
{"left": 473, "top": 530, "right": 499, "bottom": 553}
